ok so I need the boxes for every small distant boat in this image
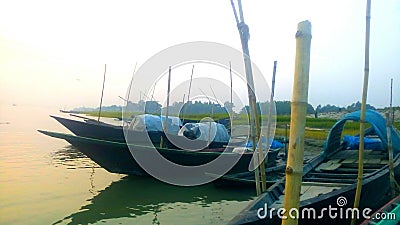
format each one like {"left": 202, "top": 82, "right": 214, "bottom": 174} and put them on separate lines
{"left": 229, "top": 110, "right": 400, "bottom": 225}
{"left": 360, "top": 195, "right": 400, "bottom": 225}
{"left": 38, "top": 130, "right": 281, "bottom": 176}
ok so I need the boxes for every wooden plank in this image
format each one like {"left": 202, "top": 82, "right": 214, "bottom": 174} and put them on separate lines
{"left": 365, "top": 158, "right": 381, "bottom": 164}
{"left": 301, "top": 181, "right": 349, "bottom": 187}
{"left": 342, "top": 158, "right": 357, "bottom": 164}
{"left": 303, "top": 177, "right": 355, "bottom": 184}
{"left": 380, "top": 159, "right": 389, "bottom": 165}
{"left": 309, "top": 172, "right": 357, "bottom": 179}
{"left": 316, "top": 162, "right": 342, "bottom": 172}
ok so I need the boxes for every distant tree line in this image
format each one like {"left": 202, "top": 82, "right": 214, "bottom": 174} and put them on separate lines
{"left": 315, "top": 101, "right": 375, "bottom": 114}
{"left": 73, "top": 100, "right": 378, "bottom": 116}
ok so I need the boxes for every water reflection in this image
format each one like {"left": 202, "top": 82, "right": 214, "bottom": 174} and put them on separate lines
{"left": 50, "top": 145, "right": 101, "bottom": 170}
{"left": 49, "top": 144, "right": 255, "bottom": 224}
{"left": 53, "top": 174, "right": 254, "bottom": 224}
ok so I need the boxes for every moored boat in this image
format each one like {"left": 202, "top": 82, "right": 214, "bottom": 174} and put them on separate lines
{"left": 38, "top": 130, "right": 281, "bottom": 177}
{"left": 50, "top": 114, "right": 236, "bottom": 149}
{"left": 229, "top": 110, "right": 400, "bottom": 225}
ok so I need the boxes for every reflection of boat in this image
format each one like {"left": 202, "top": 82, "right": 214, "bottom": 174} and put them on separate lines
{"left": 230, "top": 110, "right": 400, "bottom": 225}
{"left": 38, "top": 130, "right": 280, "bottom": 176}
{"left": 360, "top": 195, "right": 400, "bottom": 225}
{"left": 53, "top": 176, "right": 254, "bottom": 225}
{"left": 50, "top": 145, "right": 101, "bottom": 169}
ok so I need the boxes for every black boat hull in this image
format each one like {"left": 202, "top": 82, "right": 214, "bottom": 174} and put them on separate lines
{"left": 51, "top": 115, "right": 232, "bottom": 149}
{"left": 39, "top": 130, "right": 279, "bottom": 177}
{"left": 229, "top": 154, "right": 400, "bottom": 225}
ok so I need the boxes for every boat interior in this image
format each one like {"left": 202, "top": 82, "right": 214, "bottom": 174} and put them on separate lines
{"left": 269, "top": 133, "right": 389, "bottom": 209}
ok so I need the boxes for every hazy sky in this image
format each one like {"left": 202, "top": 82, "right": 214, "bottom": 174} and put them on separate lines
{"left": 1, "top": 0, "right": 399, "bottom": 110}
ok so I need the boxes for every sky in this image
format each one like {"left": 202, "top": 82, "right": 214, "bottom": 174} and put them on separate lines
{"left": 0, "top": 0, "right": 399, "bottom": 111}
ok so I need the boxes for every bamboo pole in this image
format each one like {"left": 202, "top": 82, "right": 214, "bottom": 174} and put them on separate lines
{"left": 230, "top": 0, "right": 262, "bottom": 195}
{"left": 126, "top": 63, "right": 137, "bottom": 105}
{"left": 390, "top": 78, "right": 394, "bottom": 122}
{"left": 98, "top": 64, "right": 107, "bottom": 122}
{"left": 187, "top": 65, "right": 195, "bottom": 103}
{"left": 161, "top": 66, "right": 172, "bottom": 148}
{"left": 386, "top": 113, "right": 397, "bottom": 197}
{"left": 182, "top": 65, "right": 195, "bottom": 122}
{"left": 260, "top": 60, "right": 278, "bottom": 191}
{"left": 163, "top": 66, "right": 172, "bottom": 132}
{"left": 281, "top": 20, "right": 312, "bottom": 225}
{"left": 351, "top": 1, "right": 371, "bottom": 224}
{"left": 230, "top": 61, "right": 233, "bottom": 130}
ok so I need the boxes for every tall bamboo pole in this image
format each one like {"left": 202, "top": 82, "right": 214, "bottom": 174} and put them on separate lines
{"left": 386, "top": 113, "right": 396, "bottom": 197}
{"left": 126, "top": 63, "right": 137, "bottom": 105}
{"left": 260, "top": 60, "right": 278, "bottom": 191}
{"left": 390, "top": 78, "right": 394, "bottom": 122}
{"left": 230, "top": 0, "right": 262, "bottom": 195}
{"left": 281, "top": 20, "right": 312, "bottom": 225}
{"left": 182, "top": 65, "right": 195, "bottom": 122}
{"left": 187, "top": 65, "right": 195, "bottom": 103}
{"left": 163, "top": 66, "right": 172, "bottom": 133}
{"left": 160, "top": 66, "right": 172, "bottom": 148}
{"left": 98, "top": 64, "right": 107, "bottom": 122}
{"left": 230, "top": 61, "right": 233, "bottom": 129}
{"left": 351, "top": 1, "right": 371, "bottom": 224}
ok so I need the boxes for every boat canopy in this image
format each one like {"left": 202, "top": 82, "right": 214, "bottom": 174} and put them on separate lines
{"left": 129, "top": 114, "right": 182, "bottom": 134}
{"left": 323, "top": 110, "right": 400, "bottom": 156}
{"left": 178, "top": 122, "right": 230, "bottom": 143}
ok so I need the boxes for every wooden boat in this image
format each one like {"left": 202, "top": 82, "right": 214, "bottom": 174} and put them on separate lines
{"left": 38, "top": 130, "right": 280, "bottom": 177}
{"left": 229, "top": 110, "right": 400, "bottom": 225}
{"left": 360, "top": 195, "right": 400, "bottom": 225}
{"left": 50, "top": 115, "right": 234, "bottom": 149}
{"left": 51, "top": 115, "right": 159, "bottom": 143}
{"left": 209, "top": 163, "right": 286, "bottom": 188}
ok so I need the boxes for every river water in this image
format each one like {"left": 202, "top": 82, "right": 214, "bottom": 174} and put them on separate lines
{"left": 0, "top": 105, "right": 255, "bottom": 225}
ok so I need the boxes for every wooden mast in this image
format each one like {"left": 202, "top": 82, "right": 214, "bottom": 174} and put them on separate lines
{"left": 281, "top": 20, "right": 312, "bottom": 225}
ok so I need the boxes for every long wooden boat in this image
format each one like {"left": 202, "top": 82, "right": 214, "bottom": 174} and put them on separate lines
{"left": 208, "top": 162, "right": 286, "bottom": 188}
{"left": 38, "top": 130, "right": 281, "bottom": 177}
{"left": 360, "top": 195, "right": 400, "bottom": 225}
{"left": 229, "top": 110, "right": 400, "bottom": 225}
{"left": 50, "top": 115, "right": 234, "bottom": 149}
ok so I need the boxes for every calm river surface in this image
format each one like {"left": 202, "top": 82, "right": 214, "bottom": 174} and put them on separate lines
{"left": 0, "top": 105, "right": 255, "bottom": 225}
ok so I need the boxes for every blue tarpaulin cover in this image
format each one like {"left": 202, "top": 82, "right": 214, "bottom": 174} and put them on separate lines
{"left": 324, "top": 110, "right": 400, "bottom": 156}
{"left": 245, "top": 136, "right": 284, "bottom": 150}
{"left": 178, "top": 122, "right": 230, "bottom": 143}
{"left": 129, "top": 114, "right": 182, "bottom": 134}
{"left": 342, "top": 135, "right": 384, "bottom": 150}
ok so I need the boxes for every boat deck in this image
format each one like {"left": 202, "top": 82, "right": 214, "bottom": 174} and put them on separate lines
{"left": 271, "top": 149, "right": 388, "bottom": 208}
